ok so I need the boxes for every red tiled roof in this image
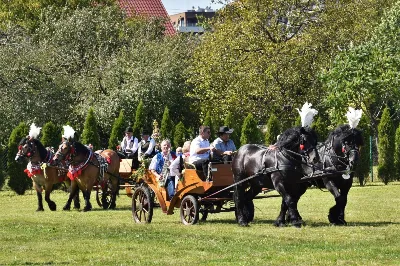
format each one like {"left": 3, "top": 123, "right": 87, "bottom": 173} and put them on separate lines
{"left": 118, "top": 0, "right": 175, "bottom": 36}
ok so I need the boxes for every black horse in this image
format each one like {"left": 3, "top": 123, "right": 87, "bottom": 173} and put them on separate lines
{"left": 275, "top": 124, "right": 364, "bottom": 226}
{"left": 15, "top": 137, "right": 80, "bottom": 211}
{"left": 232, "top": 126, "right": 320, "bottom": 227}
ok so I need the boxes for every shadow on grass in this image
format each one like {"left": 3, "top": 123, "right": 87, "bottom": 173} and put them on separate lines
{"left": 299, "top": 221, "right": 400, "bottom": 227}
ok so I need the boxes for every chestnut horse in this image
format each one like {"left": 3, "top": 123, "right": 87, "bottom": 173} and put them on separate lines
{"left": 53, "top": 140, "right": 120, "bottom": 212}
{"left": 15, "top": 137, "right": 80, "bottom": 211}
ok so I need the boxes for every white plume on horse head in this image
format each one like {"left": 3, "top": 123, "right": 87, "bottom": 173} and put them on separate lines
{"left": 296, "top": 102, "right": 318, "bottom": 128}
{"left": 29, "top": 123, "right": 41, "bottom": 139}
{"left": 346, "top": 107, "right": 362, "bottom": 129}
{"left": 62, "top": 125, "right": 75, "bottom": 140}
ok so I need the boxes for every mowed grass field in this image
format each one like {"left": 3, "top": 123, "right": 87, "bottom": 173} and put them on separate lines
{"left": 0, "top": 182, "right": 399, "bottom": 265}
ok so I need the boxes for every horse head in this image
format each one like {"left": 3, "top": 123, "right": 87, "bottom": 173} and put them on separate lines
{"left": 327, "top": 125, "right": 363, "bottom": 171}
{"left": 15, "top": 137, "right": 36, "bottom": 163}
{"left": 53, "top": 140, "right": 89, "bottom": 164}
{"left": 277, "top": 126, "right": 320, "bottom": 165}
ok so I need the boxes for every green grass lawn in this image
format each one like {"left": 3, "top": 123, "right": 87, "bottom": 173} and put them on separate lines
{"left": 0, "top": 182, "right": 399, "bottom": 265}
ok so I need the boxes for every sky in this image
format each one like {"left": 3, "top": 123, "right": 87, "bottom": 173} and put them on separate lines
{"left": 162, "top": 0, "right": 226, "bottom": 15}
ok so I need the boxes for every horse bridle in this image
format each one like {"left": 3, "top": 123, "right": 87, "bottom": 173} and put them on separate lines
{"left": 323, "top": 136, "right": 360, "bottom": 170}
{"left": 18, "top": 140, "right": 36, "bottom": 159}
{"left": 282, "top": 133, "right": 318, "bottom": 166}
{"left": 55, "top": 141, "right": 74, "bottom": 162}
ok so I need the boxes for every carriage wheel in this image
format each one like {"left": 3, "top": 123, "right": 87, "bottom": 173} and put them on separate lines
{"left": 132, "top": 186, "right": 153, "bottom": 223}
{"left": 180, "top": 195, "right": 199, "bottom": 225}
{"left": 96, "top": 180, "right": 112, "bottom": 209}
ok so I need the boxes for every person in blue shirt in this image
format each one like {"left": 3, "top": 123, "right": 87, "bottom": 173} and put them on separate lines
{"left": 212, "top": 126, "right": 236, "bottom": 162}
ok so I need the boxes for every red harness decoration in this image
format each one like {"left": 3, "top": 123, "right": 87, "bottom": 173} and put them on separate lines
{"left": 24, "top": 162, "right": 42, "bottom": 178}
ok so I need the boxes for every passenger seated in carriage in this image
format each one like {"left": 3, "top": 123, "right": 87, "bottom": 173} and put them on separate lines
{"left": 138, "top": 129, "right": 156, "bottom": 160}
{"left": 148, "top": 139, "right": 177, "bottom": 200}
{"left": 211, "top": 126, "right": 236, "bottom": 162}
{"left": 188, "top": 126, "right": 215, "bottom": 179}
{"left": 120, "top": 126, "right": 139, "bottom": 169}
{"left": 168, "top": 140, "right": 191, "bottom": 196}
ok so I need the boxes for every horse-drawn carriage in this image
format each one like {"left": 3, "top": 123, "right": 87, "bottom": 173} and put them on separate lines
{"left": 131, "top": 161, "right": 235, "bottom": 225}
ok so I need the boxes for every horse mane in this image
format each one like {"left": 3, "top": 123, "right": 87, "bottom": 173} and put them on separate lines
{"left": 31, "top": 139, "right": 48, "bottom": 159}
{"left": 326, "top": 124, "right": 364, "bottom": 146}
{"left": 72, "top": 141, "right": 90, "bottom": 156}
{"left": 277, "top": 127, "right": 300, "bottom": 149}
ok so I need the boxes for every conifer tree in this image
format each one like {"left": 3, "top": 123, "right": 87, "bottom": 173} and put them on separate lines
{"left": 108, "top": 110, "right": 125, "bottom": 150}
{"left": 81, "top": 107, "right": 100, "bottom": 150}
{"left": 240, "top": 113, "right": 259, "bottom": 145}
{"left": 132, "top": 100, "right": 145, "bottom": 138}
{"left": 7, "top": 122, "right": 32, "bottom": 195}
{"left": 394, "top": 124, "right": 400, "bottom": 181}
{"left": 354, "top": 115, "right": 372, "bottom": 186}
{"left": 224, "top": 111, "right": 241, "bottom": 148}
{"left": 173, "top": 121, "right": 186, "bottom": 149}
{"left": 264, "top": 114, "right": 280, "bottom": 145}
{"left": 203, "top": 111, "right": 213, "bottom": 139}
{"left": 312, "top": 116, "right": 330, "bottom": 142}
{"left": 41, "top": 121, "right": 61, "bottom": 149}
{"left": 160, "top": 106, "right": 174, "bottom": 144}
{"left": 0, "top": 145, "right": 5, "bottom": 190}
{"left": 377, "top": 107, "right": 395, "bottom": 184}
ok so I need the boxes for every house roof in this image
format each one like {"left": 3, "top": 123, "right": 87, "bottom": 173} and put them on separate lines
{"left": 118, "top": 0, "right": 175, "bottom": 36}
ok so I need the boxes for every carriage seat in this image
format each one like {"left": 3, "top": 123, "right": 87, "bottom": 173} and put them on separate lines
{"left": 184, "top": 162, "right": 207, "bottom": 181}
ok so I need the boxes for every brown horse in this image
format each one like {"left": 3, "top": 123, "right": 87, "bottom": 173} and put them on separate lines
{"left": 53, "top": 140, "right": 120, "bottom": 212}
{"left": 15, "top": 137, "right": 80, "bottom": 211}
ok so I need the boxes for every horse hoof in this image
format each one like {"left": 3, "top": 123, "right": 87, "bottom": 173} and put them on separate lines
{"left": 239, "top": 223, "right": 249, "bottom": 227}
{"left": 274, "top": 221, "right": 286, "bottom": 227}
{"left": 36, "top": 208, "right": 44, "bottom": 212}
{"left": 83, "top": 207, "right": 92, "bottom": 212}
{"left": 73, "top": 205, "right": 80, "bottom": 210}
{"left": 49, "top": 203, "right": 57, "bottom": 211}
{"left": 63, "top": 206, "right": 71, "bottom": 211}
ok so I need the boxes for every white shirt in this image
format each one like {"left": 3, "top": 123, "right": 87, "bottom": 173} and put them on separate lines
{"left": 169, "top": 154, "right": 186, "bottom": 189}
{"left": 138, "top": 138, "right": 156, "bottom": 159}
{"left": 148, "top": 152, "right": 175, "bottom": 172}
{"left": 189, "top": 135, "right": 210, "bottom": 163}
{"left": 120, "top": 136, "right": 138, "bottom": 154}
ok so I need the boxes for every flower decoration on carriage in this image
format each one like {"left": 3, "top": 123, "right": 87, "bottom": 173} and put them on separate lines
{"left": 28, "top": 123, "right": 41, "bottom": 140}
{"left": 296, "top": 102, "right": 318, "bottom": 128}
{"left": 346, "top": 107, "right": 362, "bottom": 129}
{"left": 62, "top": 125, "right": 76, "bottom": 141}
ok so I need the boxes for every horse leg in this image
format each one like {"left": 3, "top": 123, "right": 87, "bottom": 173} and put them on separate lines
{"left": 234, "top": 183, "right": 249, "bottom": 227}
{"left": 243, "top": 185, "right": 261, "bottom": 223}
{"left": 109, "top": 177, "right": 119, "bottom": 210}
{"left": 72, "top": 189, "right": 81, "bottom": 210}
{"left": 44, "top": 187, "right": 56, "bottom": 211}
{"left": 273, "top": 180, "right": 303, "bottom": 228}
{"left": 334, "top": 181, "right": 352, "bottom": 225}
{"left": 36, "top": 190, "right": 44, "bottom": 211}
{"left": 274, "top": 199, "right": 288, "bottom": 227}
{"left": 323, "top": 178, "right": 343, "bottom": 225}
{"left": 63, "top": 181, "right": 78, "bottom": 211}
{"left": 83, "top": 190, "right": 93, "bottom": 212}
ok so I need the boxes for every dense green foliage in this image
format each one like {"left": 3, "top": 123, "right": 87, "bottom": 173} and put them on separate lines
{"left": 173, "top": 121, "right": 186, "bottom": 149}
{"left": 264, "top": 114, "right": 280, "bottom": 145}
{"left": 108, "top": 110, "right": 125, "bottom": 150}
{"left": 377, "top": 107, "right": 395, "bottom": 184}
{"left": 132, "top": 100, "right": 145, "bottom": 138}
{"left": 0, "top": 145, "right": 5, "bottom": 189}
{"left": 354, "top": 115, "right": 372, "bottom": 186}
{"left": 394, "top": 124, "right": 400, "bottom": 181}
{"left": 240, "top": 113, "right": 260, "bottom": 145}
{"left": 41, "top": 121, "right": 61, "bottom": 149}
{"left": 7, "top": 122, "right": 31, "bottom": 195}
{"left": 80, "top": 107, "right": 100, "bottom": 150}
{"left": 224, "top": 111, "right": 241, "bottom": 148}
{"left": 203, "top": 111, "right": 214, "bottom": 140}
{"left": 160, "top": 106, "right": 174, "bottom": 144}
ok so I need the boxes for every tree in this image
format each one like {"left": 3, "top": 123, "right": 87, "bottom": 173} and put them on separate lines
{"left": 312, "top": 115, "right": 331, "bottom": 143}
{"left": 173, "top": 121, "right": 186, "bottom": 149}
{"left": 108, "top": 110, "right": 125, "bottom": 150}
{"left": 394, "top": 124, "right": 400, "bottom": 181}
{"left": 240, "top": 113, "right": 260, "bottom": 146}
{"left": 41, "top": 121, "right": 61, "bottom": 149}
{"left": 377, "top": 107, "right": 395, "bottom": 184}
{"left": 354, "top": 115, "right": 372, "bottom": 186}
{"left": 81, "top": 107, "right": 100, "bottom": 150}
{"left": 224, "top": 111, "right": 241, "bottom": 148}
{"left": 7, "top": 122, "right": 32, "bottom": 195}
{"left": 187, "top": 0, "right": 396, "bottom": 125}
{"left": 322, "top": 2, "right": 400, "bottom": 134}
{"left": 203, "top": 111, "right": 214, "bottom": 140}
{"left": 0, "top": 145, "right": 5, "bottom": 190}
{"left": 132, "top": 100, "right": 145, "bottom": 138}
{"left": 160, "top": 106, "right": 174, "bottom": 144}
{"left": 264, "top": 114, "right": 280, "bottom": 145}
